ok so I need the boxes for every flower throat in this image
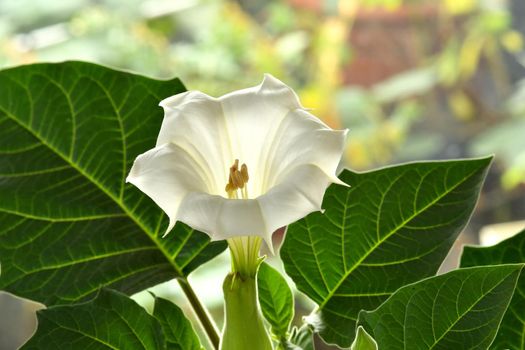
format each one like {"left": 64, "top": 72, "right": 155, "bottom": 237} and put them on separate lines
{"left": 225, "top": 159, "right": 263, "bottom": 278}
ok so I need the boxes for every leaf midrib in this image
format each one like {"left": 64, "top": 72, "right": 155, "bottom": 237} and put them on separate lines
{"left": 0, "top": 82, "right": 185, "bottom": 277}
{"left": 266, "top": 283, "right": 288, "bottom": 332}
{"left": 42, "top": 311, "right": 155, "bottom": 350}
{"left": 0, "top": 207, "right": 127, "bottom": 222}
{"left": 317, "top": 166, "right": 484, "bottom": 310}
{"left": 56, "top": 262, "right": 170, "bottom": 303}
{"left": 86, "top": 75, "right": 128, "bottom": 201}
{"left": 41, "top": 315, "right": 120, "bottom": 350}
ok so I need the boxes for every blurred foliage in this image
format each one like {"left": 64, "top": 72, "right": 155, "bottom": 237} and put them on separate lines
{"left": 1, "top": 0, "right": 524, "bottom": 190}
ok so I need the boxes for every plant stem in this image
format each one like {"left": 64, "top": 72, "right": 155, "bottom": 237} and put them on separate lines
{"left": 178, "top": 278, "right": 220, "bottom": 349}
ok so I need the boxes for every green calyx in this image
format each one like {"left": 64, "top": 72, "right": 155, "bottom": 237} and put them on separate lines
{"left": 220, "top": 272, "right": 273, "bottom": 350}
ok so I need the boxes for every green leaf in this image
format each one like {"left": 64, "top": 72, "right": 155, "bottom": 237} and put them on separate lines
{"left": 258, "top": 262, "right": 294, "bottom": 340}
{"left": 153, "top": 296, "right": 203, "bottom": 350}
{"left": 460, "top": 228, "right": 525, "bottom": 349}
{"left": 350, "top": 326, "right": 377, "bottom": 350}
{"left": 357, "top": 264, "right": 523, "bottom": 349}
{"left": 0, "top": 62, "right": 226, "bottom": 305}
{"left": 280, "top": 157, "right": 491, "bottom": 347}
{"left": 21, "top": 288, "right": 165, "bottom": 349}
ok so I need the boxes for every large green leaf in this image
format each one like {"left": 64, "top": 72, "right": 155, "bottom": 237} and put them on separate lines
{"left": 357, "top": 264, "right": 523, "bottom": 349}
{"left": 461, "top": 228, "right": 525, "bottom": 349}
{"left": 257, "top": 262, "right": 294, "bottom": 341}
{"left": 22, "top": 288, "right": 165, "bottom": 349}
{"left": 0, "top": 62, "right": 226, "bottom": 305}
{"left": 153, "top": 296, "right": 203, "bottom": 350}
{"left": 280, "top": 158, "right": 491, "bottom": 347}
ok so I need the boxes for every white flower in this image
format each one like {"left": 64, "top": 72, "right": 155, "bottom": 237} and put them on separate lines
{"left": 126, "top": 75, "right": 347, "bottom": 251}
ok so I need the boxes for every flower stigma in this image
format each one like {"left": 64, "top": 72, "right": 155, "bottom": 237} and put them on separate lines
{"left": 225, "top": 159, "right": 263, "bottom": 278}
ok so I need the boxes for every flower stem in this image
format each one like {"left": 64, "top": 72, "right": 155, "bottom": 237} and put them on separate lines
{"left": 178, "top": 278, "right": 220, "bottom": 349}
{"left": 220, "top": 273, "right": 273, "bottom": 350}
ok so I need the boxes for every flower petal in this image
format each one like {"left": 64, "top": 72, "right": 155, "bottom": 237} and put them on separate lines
{"left": 157, "top": 92, "right": 230, "bottom": 195}
{"left": 176, "top": 194, "right": 270, "bottom": 243}
{"left": 218, "top": 74, "right": 305, "bottom": 196}
{"left": 257, "top": 163, "right": 334, "bottom": 242}
{"left": 126, "top": 142, "right": 212, "bottom": 234}
{"left": 263, "top": 109, "right": 348, "bottom": 192}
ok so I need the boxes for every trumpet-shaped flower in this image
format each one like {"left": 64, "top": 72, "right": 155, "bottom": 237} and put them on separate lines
{"left": 127, "top": 75, "right": 347, "bottom": 257}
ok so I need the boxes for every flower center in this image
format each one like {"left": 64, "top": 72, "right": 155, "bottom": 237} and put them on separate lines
{"left": 224, "top": 159, "right": 262, "bottom": 278}
{"left": 225, "top": 159, "right": 249, "bottom": 199}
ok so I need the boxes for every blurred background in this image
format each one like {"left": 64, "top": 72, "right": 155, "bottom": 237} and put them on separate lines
{"left": 1, "top": 0, "right": 524, "bottom": 349}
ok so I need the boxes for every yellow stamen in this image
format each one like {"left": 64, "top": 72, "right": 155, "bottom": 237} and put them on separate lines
{"left": 234, "top": 172, "right": 244, "bottom": 188}
{"left": 241, "top": 164, "right": 249, "bottom": 183}
{"left": 225, "top": 159, "right": 249, "bottom": 198}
